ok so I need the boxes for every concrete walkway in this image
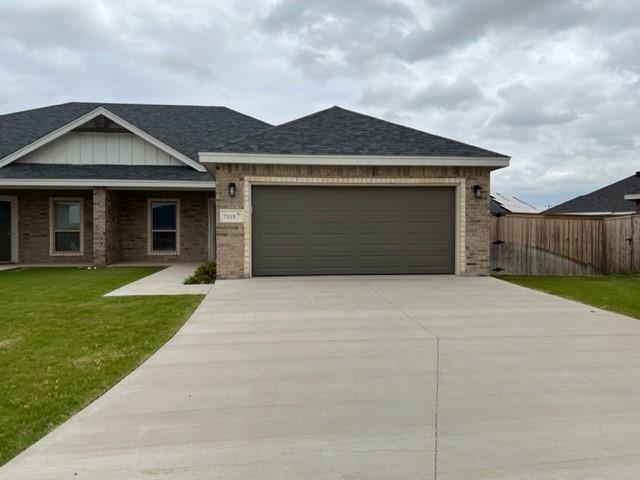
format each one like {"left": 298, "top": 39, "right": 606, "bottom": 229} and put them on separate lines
{"left": 105, "top": 263, "right": 212, "bottom": 296}
{"left": 3, "top": 276, "right": 640, "bottom": 479}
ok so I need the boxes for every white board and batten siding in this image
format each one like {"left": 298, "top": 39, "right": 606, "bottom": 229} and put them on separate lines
{"left": 17, "top": 132, "right": 184, "bottom": 166}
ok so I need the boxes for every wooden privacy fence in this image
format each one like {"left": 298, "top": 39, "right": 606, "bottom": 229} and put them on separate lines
{"left": 491, "top": 214, "right": 640, "bottom": 275}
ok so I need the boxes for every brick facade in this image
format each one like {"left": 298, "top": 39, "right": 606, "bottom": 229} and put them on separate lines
{"left": 117, "top": 190, "right": 212, "bottom": 263}
{"left": 0, "top": 189, "right": 94, "bottom": 264}
{"left": 214, "top": 163, "right": 492, "bottom": 278}
{"left": 0, "top": 188, "right": 213, "bottom": 265}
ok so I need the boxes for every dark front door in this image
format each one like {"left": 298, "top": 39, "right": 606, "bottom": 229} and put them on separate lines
{"left": 0, "top": 201, "right": 11, "bottom": 262}
{"left": 252, "top": 186, "right": 456, "bottom": 276}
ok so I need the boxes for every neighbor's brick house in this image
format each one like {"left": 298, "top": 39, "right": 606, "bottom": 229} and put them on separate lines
{"left": 0, "top": 103, "right": 509, "bottom": 278}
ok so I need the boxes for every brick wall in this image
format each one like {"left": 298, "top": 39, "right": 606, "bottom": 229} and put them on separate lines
{"left": 117, "top": 190, "right": 212, "bottom": 263}
{"left": 0, "top": 188, "right": 213, "bottom": 265}
{"left": 214, "top": 164, "right": 492, "bottom": 278}
{"left": 93, "top": 188, "right": 120, "bottom": 265}
{"left": 0, "top": 189, "right": 94, "bottom": 264}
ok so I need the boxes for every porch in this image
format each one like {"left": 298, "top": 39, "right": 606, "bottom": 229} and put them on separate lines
{"left": 0, "top": 188, "right": 215, "bottom": 266}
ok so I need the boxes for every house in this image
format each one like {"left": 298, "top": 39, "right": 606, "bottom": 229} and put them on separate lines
{"left": 544, "top": 172, "right": 640, "bottom": 215}
{"left": 490, "top": 192, "right": 539, "bottom": 215}
{"left": 0, "top": 102, "right": 510, "bottom": 277}
{"left": 624, "top": 185, "right": 640, "bottom": 214}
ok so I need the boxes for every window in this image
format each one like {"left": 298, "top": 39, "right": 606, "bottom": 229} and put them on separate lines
{"left": 149, "top": 200, "right": 179, "bottom": 254}
{"left": 51, "top": 198, "right": 83, "bottom": 255}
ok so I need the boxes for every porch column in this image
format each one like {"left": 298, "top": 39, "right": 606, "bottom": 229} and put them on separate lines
{"left": 93, "top": 188, "right": 107, "bottom": 266}
{"left": 636, "top": 200, "right": 640, "bottom": 214}
{"left": 93, "top": 188, "right": 119, "bottom": 266}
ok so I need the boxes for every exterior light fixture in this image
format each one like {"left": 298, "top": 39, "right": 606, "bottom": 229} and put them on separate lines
{"left": 473, "top": 185, "right": 482, "bottom": 199}
{"left": 228, "top": 182, "right": 237, "bottom": 198}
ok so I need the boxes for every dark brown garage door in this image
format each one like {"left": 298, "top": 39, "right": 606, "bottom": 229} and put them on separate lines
{"left": 252, "top": 186, "right": 455, "bottom": 276}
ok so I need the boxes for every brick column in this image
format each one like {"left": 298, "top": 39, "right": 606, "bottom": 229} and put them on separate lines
{"left": 93, "top": 187, "right": 107, "bottom": 266}
{"left": 214, "top": 165, "right": 246, "bottom": 279}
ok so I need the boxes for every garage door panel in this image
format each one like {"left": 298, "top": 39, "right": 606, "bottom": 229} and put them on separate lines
{"left": 358, "top": 233, "right": 402, "bottom": 247}
{"left": 257, "top": 233, "right": 304, "bottom": 247}
{"left": 407, "top": 254, "right": 452, "bottom": 269}
{"left": 308, "top": 255, "right": 354, "bottom": 269}
{"left": 255, "top": 212, "right": 306, "bottom": 225}
{"left": 405, "top": 234, "right": 451, "bottom": 248}
{"left": 257, "top": 256, "right": 306, "bottom": 271}
{"left": 358, "top": 210, "right": 401, "bottom": 223}
{"left": 252, "top": 186, "right": 455, "bottom": 275}
{"left": 308, "top": 211, "right": 354, "bottom": 223}
{"left": 308, "top": 233, "right": 354, "bottom": 247}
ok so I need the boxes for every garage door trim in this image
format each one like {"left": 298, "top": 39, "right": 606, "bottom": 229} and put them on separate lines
{"left": 241, "top": 176, "right": 465, "bottom": 277}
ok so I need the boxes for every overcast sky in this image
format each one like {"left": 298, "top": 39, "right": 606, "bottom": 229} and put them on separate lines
{"left": 1, "top": 0, "right": 638, "bottom": 207}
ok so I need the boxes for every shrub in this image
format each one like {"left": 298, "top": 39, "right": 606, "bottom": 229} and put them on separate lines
{"left": 184, "top": 261, "right": 217, "bottom": 285}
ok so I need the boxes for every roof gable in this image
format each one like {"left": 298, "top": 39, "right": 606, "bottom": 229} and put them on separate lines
{"left": 213, "top": 106, "right": 508, "bottom": 158}
{"left": 0, "top": 102, "right": 271, "bottom": 169}
{"left": 544, "top": 173, "right": 640, "bottom": 214}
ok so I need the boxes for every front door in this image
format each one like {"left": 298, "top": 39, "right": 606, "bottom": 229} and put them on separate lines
{"left": 0, "top": 201, "right": 12, "bottom": 262}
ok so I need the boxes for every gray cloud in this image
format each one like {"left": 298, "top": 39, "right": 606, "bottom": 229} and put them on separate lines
{"left": 360, "top": 77, "right": 488, "bottom": 112}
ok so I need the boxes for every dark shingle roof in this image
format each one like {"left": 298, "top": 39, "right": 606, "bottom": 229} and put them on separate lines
{"left": 215, "top": 106, "right": 508, "bottom": 158}
{"left": 0, "top": 164, "right": 212, "bottom": 182}
{"left": 544, "top": 173, "right": 640, "bottom": 214}
{"left": 0, "top": 102, "right": 271, "bottom": 162}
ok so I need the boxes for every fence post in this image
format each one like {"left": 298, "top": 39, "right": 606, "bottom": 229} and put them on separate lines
{"left": 601, "top": 217, "right": 607, "bottom": 274}
{"left": 631, "top": 214, "right": 636, "bottom": 273}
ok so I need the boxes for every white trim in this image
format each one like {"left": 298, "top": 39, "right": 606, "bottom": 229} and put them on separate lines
{"left": 241, "top": 176, "right": 466, "bottom": 277}
{"left": 0, "top": 195, "right": 19, "bottom": 263}
{"left": 199, "top": 152, "right": 510, "bottom": 168}
{"left": 0, "top": 179, "right": 215, "bottom": 190}
{"left": 0, "top": 106, "right": 207, "bottom": 172}
{"left": 50, "top": 197, "right": 85, "bottom": 257}
{"left": 148, "top": 198, "right": 181, "bottom": 256}
{"left": 624, "top": 194, "right": 640, "bottom": 201}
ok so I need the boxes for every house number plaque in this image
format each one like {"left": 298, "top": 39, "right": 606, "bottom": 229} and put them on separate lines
{"left": 219, "top": 209, "right": 244, "bottom": 223}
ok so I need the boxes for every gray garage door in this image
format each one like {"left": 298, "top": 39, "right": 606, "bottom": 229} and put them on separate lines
{"left": 252, "top": 186, "right": 455, "bottom": 276}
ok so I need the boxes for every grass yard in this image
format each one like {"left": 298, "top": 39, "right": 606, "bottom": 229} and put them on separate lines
{"left": 0, "top": 267, "right": 203, "bottom": 466}
{"left": 499, "top": 274, "right": 640, "bottom": 320}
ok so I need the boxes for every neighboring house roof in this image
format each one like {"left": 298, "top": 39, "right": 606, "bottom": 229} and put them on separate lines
{"left": 0, "top": 102, "right": 271, "bottom": 164}
{"left": 0, "top": 164, "right": 212, "bottom": 182}
{"left": 544, "top": 172, "right": 640, "bottom": 215}
{"left": 213, "top": 106, "right": 508, "bottom": 158}
{"left": 490, "top": 192, "right": 539, "bottom": 215}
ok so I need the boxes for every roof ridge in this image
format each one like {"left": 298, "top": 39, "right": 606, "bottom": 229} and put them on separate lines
{"left": 75, "top": 101, "right": 230, "bottom": 109}
{"left": 0, "top": 101, "right": 248, "bottom": 118}
{"left": 0, "top": 101, "right": 78, "bottom": 118}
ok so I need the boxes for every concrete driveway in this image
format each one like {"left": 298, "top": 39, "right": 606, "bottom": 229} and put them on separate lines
{"left": 3, "top": 276, "right": 640, "bottom": 479}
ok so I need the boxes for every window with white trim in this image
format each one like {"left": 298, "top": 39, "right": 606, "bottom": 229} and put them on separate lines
{"left": 150, "top": 200, "right": 179, "bottom": 253}
{"left": 51, "top": 199, "right": 83, "bottom": 254}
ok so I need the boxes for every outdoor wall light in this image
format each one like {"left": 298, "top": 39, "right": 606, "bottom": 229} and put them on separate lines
{"left": 473, "top": 184, "right": 482, "bottom": 199}
{"left": 228, "top": 182, "right": 237, "bottom": 198}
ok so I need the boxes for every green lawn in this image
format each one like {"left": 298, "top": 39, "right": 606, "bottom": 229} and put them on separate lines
{"left": 0, "top": 267, "right": 203, "bottom": 465}
{"left": 498, "top": 275, "right": 640, "bottom": 320}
